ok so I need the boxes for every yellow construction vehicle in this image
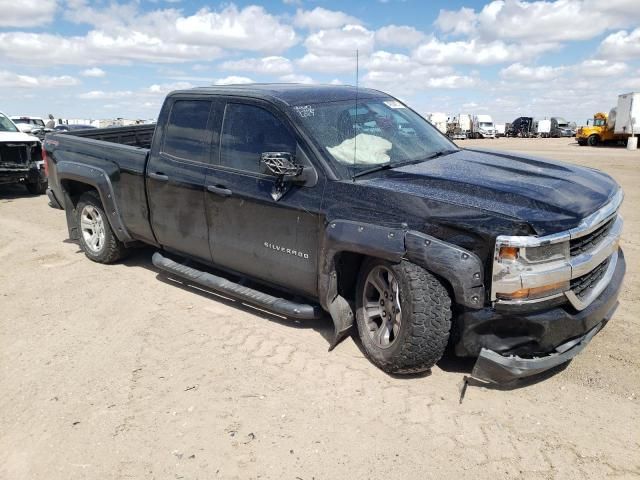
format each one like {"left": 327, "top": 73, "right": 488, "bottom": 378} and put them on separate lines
{"left": 576, "top": 112, "right": 626, "bottom": 146}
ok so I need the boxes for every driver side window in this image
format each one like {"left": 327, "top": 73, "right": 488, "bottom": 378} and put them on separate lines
{"left": 220, "top": 103, "right": 296, "bottom": 174}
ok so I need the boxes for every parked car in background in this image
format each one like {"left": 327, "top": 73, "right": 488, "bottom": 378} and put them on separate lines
{"left": 551, "top": 117, "right": 574, "bottom": 137}
{"left": 495, "top": 123, "right": 506, "bottom": 137}
{"left": 10, "top": 116, "right": 51, "bottom": 140}
{"left": 0, "top": 112, "right": 47, "bottom": 194}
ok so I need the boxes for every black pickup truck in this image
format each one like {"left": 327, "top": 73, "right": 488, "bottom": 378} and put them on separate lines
{"left": 44, "top": 85, "right": 625, "bottom": 383}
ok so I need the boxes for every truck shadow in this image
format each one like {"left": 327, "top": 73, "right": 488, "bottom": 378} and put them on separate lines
{"left": 119, "top": 247, "right": 336, "bottom": 345}
{"left": 0, "top": 183, "right": 43, "bottom": 199}
{"left": 110, "top": 248, "right": 573, "bottom": 388}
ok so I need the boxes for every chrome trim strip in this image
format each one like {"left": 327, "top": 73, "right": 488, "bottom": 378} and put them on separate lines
{"left": 566, "top": 250, "right": 618, "bottom": 310}
{"left": 570, "top": 189, "right": 624, "bottom": 240}
{"left": 495, "top": 189, "right": 623, "bottom": 248}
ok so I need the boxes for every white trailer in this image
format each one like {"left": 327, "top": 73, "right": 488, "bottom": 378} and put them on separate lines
{"left": 534, "top": 119, "right": 551, "bottom": 137}
{"left": 614, "top": 92, "right": 640, "bottom": 135}
{"left": 495, "top": 124, "right": 506, "bottom": 137}
{"left": 426, "top": 112, "right": 448, "bottom": 134}
{"left": 458, "top": 114, "right": 471, "bottom": 136}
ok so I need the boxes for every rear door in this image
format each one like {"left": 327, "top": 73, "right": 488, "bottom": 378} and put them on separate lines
{"left": 204, "top": 101, "right": 323, "bottom": 297}
{"left": 146, "top": 98, "right": 220, "bottom": 262}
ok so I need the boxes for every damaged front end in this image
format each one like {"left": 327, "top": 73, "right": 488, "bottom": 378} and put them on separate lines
{"left": 459, "top": 191, "right": 625, "bottom": 384}
{"left": 0, "top": 141, "right": 43, "bottom": 186}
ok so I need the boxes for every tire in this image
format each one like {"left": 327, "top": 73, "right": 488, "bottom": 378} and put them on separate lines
{"left": 355, "top": 258, "right": 452, "bottom": 374}
{"left": 25, "top": 178, "right": 48, "bottom": 195}
{"left": 76, "top": 191, "right": 127, "bottom": 264}
{"left": 587, "top": 135, "right": 599, "bottom": 147}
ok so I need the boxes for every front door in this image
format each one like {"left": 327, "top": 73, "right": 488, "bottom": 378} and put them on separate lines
{"left": 204, "top": 101, "right": 323, "bottom": 297}
{"left": 147, "top": 98, "right": 218, "bottom": 262}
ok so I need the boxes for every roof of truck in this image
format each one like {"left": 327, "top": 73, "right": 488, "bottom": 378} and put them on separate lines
{"left": 171, "top": 83, "right": 390, "bottom": 106}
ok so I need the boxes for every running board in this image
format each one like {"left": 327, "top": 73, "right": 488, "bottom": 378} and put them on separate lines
{"left": 152, "top": 252, "right": 322, "bottom": 320}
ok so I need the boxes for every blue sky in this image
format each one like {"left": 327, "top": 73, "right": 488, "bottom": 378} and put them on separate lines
{"left": 1, "top": 0, "right": 639, "bottom": 123}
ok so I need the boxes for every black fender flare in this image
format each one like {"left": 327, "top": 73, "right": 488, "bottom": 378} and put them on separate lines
{"left": 56, "top": 161, "right": 132, "bottom": 243}
{"left": 318, "top": 220, "right": 485, "bottom": 349}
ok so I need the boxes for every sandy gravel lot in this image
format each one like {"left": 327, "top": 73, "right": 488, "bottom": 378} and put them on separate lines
{"left": 1, "top": 138, "right": 639, "bottom": 479}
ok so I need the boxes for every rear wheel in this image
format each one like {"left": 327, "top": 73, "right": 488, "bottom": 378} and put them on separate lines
{"left": 587, "top": 134, "right": 599, "bottom": 147}
{"left": 355, "top": 259, "right": 452, "bottom": 374}
{"left": 76, "top": 191, "right": 127, "bottom": 263}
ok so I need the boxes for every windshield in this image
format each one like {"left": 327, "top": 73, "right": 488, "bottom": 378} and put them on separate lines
{"left": 479, "top": 122, "right": 493, "bottom": 128}
{"left": 594, "top": 118, "right": 606, "bottom": 127}
{"left": 0, "top": 113, "right": 19, "bottom": 133}
{"left": 556, "top": 118, "right": 569, "bottom": 127}
{"left": 291, "top": 98, "right": 456, "bottom": 176}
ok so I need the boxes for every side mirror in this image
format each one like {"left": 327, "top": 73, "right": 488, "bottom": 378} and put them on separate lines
{"left": 261, "top": 151, "right": 315, "bottom": 201}
{"left": 261, "top": 152, "right": 302, "bottom": 178}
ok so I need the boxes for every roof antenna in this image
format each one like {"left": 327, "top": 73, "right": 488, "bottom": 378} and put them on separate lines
{"left": 353, "top": 49, "right": 359, "bottom": 181}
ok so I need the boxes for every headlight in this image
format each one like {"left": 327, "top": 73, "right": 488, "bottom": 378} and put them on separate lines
{"left": 492, "top": 238, "right": 571, "bottom": 302}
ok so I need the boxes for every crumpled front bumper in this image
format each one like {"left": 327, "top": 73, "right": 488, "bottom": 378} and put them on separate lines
{"left": 456, "top": 248, "right": 625, "bottom": 384}
{"left": 471, "top": 316, "right": 611, "bottom": 384}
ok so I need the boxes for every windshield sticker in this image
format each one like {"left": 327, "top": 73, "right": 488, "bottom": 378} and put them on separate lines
{"left": 384, "top": 100, "right": 406, "bottom": 109}
{"left": 294, "top": 105, "right": 315, "bottom": 118}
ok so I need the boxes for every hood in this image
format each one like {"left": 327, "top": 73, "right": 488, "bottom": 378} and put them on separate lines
{"left": 0, "top": 131, "right": 41, "bottom": 143}
{"left": 361, "top": 148, "right": 619, "bottom": 236}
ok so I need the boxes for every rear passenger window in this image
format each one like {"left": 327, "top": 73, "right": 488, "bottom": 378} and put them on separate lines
{"left": 163, "top": 100, "right": 212, "bottom": 162}
{"left": 220, "top": 104, "right": 296, "bottom": 174}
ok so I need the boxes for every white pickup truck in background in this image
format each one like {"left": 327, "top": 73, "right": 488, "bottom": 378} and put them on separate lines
{"left": 0, "top": 112, "right": 47, "bottom": 194}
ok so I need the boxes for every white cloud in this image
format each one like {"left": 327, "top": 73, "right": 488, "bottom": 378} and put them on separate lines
{"left": 279, "top": 74, "right": 314, "bottom": 84}
{"left": 413, "top": 38, "right": 557, "bottom": 65}
{"left": 575, "top": 59, "right": 628, "bottom": 77}
{"left": 175, "top": 6, "right": 297, "bottom": 53}
{"left": 296, "top": 53, "right": 359, "bottom": 73}
{"left": 436, "top": 0, "right": 640, "bottom": 42}
{"left": 305, "top": 25, "right": 375, "bottom": 56}
{"left": 78, "top": 90, "right": 133, "bottom": 100}
{"left": 0, "top": 4, "right": 296, "bottom": 67}
{"left": 294, "top": 7, "right": 361, "bottom": 30}
{"left": 214, "top": 76, "right": 254, "bottom": 85}
{"left": 0, "top": 0, "right": 57, "bottom": 28}
{"left": 375, "top": 25, "right": 425, "bottom": 48}
{"left": 598, "top": 28, "right": 640, "bottom": 61}
{"left": 221, "top": 56, "right": 293, "bottom": 75}
{"left": 500, "top": 63, "right": 565, "bottom": 81}
{"left": 363, "top": 65, "right": 476, "bottom": 96}
{"left": 0, "top": 70, "right": 78, "bottom": 88}
{"left": 147, "top": 82, "right": 194, "bottom": 94}
{"left": 81, "top": 67, "right": 106, "bottom": 78}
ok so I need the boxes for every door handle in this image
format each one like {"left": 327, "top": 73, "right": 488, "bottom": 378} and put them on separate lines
{"left": 207, "top": 185, "right": 233, "bottom": 197}
{"left": 149, "top": 172, "right": 169, "bottom": 181}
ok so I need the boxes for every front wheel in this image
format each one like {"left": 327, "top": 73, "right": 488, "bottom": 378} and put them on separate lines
{"left": 355, "top": 259, "right": 452, "bottom": 374}
{"left": 587, "top": 135, "right": 599, "bottom": 147}
{"left": 76, "top": 191, "right": 127, "bottom": 263}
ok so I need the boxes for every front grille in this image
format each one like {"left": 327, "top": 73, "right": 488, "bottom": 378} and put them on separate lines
{"left": 570, "top": 258, "right": 609, "bottom": 299}
{"left": 570, "top": 218, "right": 615, "bottom": 257}
{"left": 0, "top": 144, "right": 29, "bottom": 165}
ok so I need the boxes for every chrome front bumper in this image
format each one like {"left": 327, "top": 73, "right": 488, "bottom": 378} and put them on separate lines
{"left": 492, "top": 190, "right": 624, "bottom": 311}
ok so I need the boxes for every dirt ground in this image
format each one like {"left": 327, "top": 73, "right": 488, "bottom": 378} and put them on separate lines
{"left": 1, "top": 138, "right": 638, "bottom": 479}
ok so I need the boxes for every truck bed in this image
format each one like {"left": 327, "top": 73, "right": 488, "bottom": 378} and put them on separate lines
{"left": 59, "top": 124, "right": 156, "bottom": 149}
{"left": 46, "top": 125, "right": 155, "bottom": 244}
